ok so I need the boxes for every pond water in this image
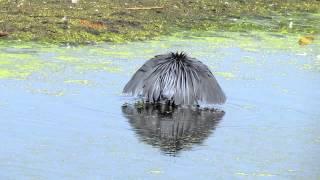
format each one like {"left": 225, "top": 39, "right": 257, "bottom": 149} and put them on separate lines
{"left": 0, "top": 32, "right": 319, "bottom": 179}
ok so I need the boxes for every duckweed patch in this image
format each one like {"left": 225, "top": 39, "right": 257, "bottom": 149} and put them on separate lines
{"left": 215, "top": 71, "right": 236, "bottom": 80}
{"left": 74, "top": 62, "right": 121, "bottom": 73}
{"left": 0, "top": 42, "right": 123, "bottom": 80}
{"left": 28, "top": 88, "right": 65, "bottom": 96}
{"left": 0, "top": 30, "right": 318, "bottom": 81}
{"left": 0, "top": 54, "right": 52, "bottom": 79}
{"left": 64, "top": 79, "right": 91, "bottom": 85}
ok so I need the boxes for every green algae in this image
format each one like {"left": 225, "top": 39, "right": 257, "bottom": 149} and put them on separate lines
{"left": 164, "top": 31, "right": 319, "bottom": 53}
{"left": 0, "top": 30, "right": 317, "bottom": 81}
{"left": 0, "top": 53, "right": 34, "bottom": 60}
{"left": 306, "top": 56, "right": 320, "bottom": 72}
{"left": 56, "top": 55, "right": 81, "bottom": 63}
{"left": 28, "top": 88, "right": 65, "bottom": 96}
{"left": 0, "top": 61, "right": 46, "bottom": 79}
{"left": 64, "top": 79, "right": 91, "bottom": 85}
{"left": 148, "top": 168, "right": 163, "bottom": 175}
{"left": 74, "top": 62, "right": 121, "bottom": 73}
{"left": 0, "top": 52, "right": 52, "bottom": 79}
{"left": 88, "top": 48, "right": 134, "bottom": 58}
{"left": 215, "top": 71, "right": 236, "bottom": 80}
{"left": 240, "top": 56, "right": 257, "bottom": 65}
{"left": 236, "top": 171, "right": 276, "bottom": 177}
{"left": 0, "top": 42, "right": 122, "bottom": 80}
{"left": 55, "top": 54, "right": 121, "bottom": 73}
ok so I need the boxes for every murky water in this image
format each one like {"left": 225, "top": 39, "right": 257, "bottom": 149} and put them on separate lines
{"left": 0, "top": 32, "right": 319, "bottom": 179}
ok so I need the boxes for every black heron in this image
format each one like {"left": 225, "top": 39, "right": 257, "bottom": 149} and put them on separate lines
{"left": 123, "top": 52, "right": 226, "bottom": 106}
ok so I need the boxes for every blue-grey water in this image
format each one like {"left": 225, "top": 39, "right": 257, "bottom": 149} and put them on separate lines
{"left": 0, "top": 32, "right": 319, "bottom": 179}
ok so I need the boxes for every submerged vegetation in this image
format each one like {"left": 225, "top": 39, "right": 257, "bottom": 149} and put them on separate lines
{"left": 0, "top": 0, "right": 319, "bottom": 44}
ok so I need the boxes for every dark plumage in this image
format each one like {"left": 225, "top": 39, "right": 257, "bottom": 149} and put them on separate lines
{"left": 123, "top": 52, "right": 226, "bottom": 105}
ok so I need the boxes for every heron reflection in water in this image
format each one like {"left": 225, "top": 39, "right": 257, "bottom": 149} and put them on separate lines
{"left": 122, "top": 103, "right": 225, "bottom": 155}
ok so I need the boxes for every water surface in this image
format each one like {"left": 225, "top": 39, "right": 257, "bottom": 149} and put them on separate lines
{"left": 0, "top": 32, "right": 319, "bottom": 179}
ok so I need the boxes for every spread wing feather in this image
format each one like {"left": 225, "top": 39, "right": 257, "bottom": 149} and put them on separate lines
{"left": 191, "top": 60, "right": 226, "bottom": 104}
{"left": 123, "top": 54, "right": 169, "bottom": 96}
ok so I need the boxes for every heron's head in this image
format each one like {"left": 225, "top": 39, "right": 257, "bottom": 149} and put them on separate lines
{"left": 170, "top": 52, "right": 187, "bottom": 62}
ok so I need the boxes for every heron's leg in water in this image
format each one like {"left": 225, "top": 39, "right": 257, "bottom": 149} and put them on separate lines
{"left": 165, "top": 100, "right": 176, "bottom": 107}
{"left": 172, "top": 102, "right": 176, "bottom": 106}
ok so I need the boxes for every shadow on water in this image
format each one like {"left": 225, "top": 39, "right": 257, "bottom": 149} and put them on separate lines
{"left": 122, "top": 104, "right": 225, "bottom": 155}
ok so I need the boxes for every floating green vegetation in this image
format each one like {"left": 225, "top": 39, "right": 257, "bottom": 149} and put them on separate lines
{"left": 64, "top": 79, "right": 91, "bottom": 85}
{"left": 56, "top": 55, "right": 82, "bottom": 63}
{"left": 0, "top": 28, "right": 317, "bottom": 81}
{"left": 0, "top": 54, "right": 49, "bottom": 79}
{"left": 0, "top": 39, "right": 125, "bottom": 80}
{"left": 74, "top": 62, "right": 121, "bottom": 73}
{"left": 235, "top": 172, "right": 275, "bottom": 177}
{"left": 148, "top": 168, "right": 163, "bottom": 175}
{"left": 215, "top": 71, "right": 236, "bottom": 80}
{"left": 306, "top": 56, "right": 320, "bottom": 72}
{"left": 241, "top": 56, "right": 257, "bottom": 65}
{"left": 28, "top": 88, "right": 65, "bottom": 96}
{"left": 88, "top": 48, "right": 135, "bottom": 58}
{"left": 315, "top": 57, "right": 320, "bottom": 71}
{"left": 0, "top": 0, "right": 319, "bottom": 44}
{"left": 165, "top": 31, "right": 319, "bottom": 53}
